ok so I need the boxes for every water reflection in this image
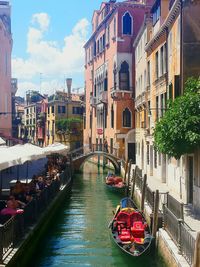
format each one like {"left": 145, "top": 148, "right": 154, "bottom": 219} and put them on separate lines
{"left": 31, "top": 162, "right": 165, "bottom": 267}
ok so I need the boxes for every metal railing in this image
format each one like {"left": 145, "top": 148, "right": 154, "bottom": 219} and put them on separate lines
{"left": 145, "top": 186, "right": 155, "bottom": 211}
{"left": 0, "top": 166, "right": 71, "bottom": 263}
{"left": 180, "top": 223, "right": 195, "bottom": 265}
{"left": 163, "top": 204, "right": 180, "bottom": 246}
{"left": 167, "top": 194, "right": 184, "bottom": 220}
{"left": 163, "top": 204, "right": 195, "bottom": 266}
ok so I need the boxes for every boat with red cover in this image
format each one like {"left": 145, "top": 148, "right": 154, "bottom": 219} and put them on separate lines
{"left": 109, "top": 197, "right": 153, "bottom": 257}
{"left": 105, "top": 173, "right": 127, "bottom": 193}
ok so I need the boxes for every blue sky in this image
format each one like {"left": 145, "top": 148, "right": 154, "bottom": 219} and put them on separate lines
{"left": 10, "top": 0, "right": 109, "bottom": 96}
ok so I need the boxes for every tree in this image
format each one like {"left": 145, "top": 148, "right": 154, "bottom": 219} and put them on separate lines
{"left": 153, "top": 77, "right": 200, "bottom": 159}
{"left": 56, "top": 118, "right": 82, "bottom": 143}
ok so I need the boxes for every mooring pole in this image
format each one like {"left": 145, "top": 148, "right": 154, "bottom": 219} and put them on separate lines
{"left": 141, "top": 174, "right": 147, "bottom": 211}
{"left": 124, "top": 159, "right": 129, "bottom": 183}
{"left": 130, "top": 168, "right": 136, "bottom": 199}
{"left": 126, "top": 159, "right": 132, "bottom": 196}
{"left": 152, "top": 189, "right": 159, "bottom": 238}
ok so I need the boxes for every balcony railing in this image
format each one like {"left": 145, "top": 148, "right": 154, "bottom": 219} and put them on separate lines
{"left": 90, "top": 96, "right": 97, "bottom": 107}
{"left": 98, "top": 91, "right": 108, "bottom": 103}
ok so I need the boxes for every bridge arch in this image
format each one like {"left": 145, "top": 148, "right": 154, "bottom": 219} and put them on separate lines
{"left": 72, "top": 151, "right": 121, "bottom": 174}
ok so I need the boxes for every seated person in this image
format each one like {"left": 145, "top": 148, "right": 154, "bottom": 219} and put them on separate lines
{"left": 12, "top": 180, "right": 25, "bottom": 200}
{"left": 8, "top": 195, "right": 25, "bottom": 209}
{"left": 0, "top": 200, "right": 24, "bottom": 216}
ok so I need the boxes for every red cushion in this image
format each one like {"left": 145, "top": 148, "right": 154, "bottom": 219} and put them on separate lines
{"left": 131, "top": 221, "right": 145, "bottom": 238}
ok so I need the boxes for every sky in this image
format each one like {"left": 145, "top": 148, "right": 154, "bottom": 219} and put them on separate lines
{"left": 10, "top": 0, "right": 115, "bottom": 97}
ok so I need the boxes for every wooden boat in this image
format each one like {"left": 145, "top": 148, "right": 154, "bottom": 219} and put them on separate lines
{"left": 109, "top": 197, "right": 153, "bottom": 257}
{"left": 105, "top": 174, "right": 127, "bottom": 193}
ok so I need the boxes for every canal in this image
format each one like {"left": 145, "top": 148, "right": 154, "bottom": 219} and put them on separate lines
{"left": 31, "top": 162, "right": 166, "bottom": 267}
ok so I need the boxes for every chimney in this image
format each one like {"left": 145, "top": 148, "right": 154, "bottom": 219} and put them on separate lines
{"left": 66, "top": 78, "right": 72, "bottom": 97}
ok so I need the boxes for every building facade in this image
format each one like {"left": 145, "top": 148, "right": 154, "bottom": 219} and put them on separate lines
{"left": 0, "top": 1, "right": 12, "bottom": 138}
{"left": 84, "top": 0, "right": 152, "bottom": 160}
{"left": 135, "top": 0, "right": 200, "bottom": 212}
{"left": 46, "top": 91, "right": 83, "bottom": 150}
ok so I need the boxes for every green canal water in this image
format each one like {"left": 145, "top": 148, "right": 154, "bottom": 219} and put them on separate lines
{"left": 31, "top": 162, "right": 166, "bottom": 267}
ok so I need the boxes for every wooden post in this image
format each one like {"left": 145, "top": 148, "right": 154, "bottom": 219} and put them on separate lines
{"left": 152, "top": 189, "right": 159, "bottom": 238}
{"left": 131, "top": 168, "right": 136, "bottom": 199}
{"left": 124, "top": 159, "right": 129, "bottom": 183}
{"left": 126, "top": 159, "right": 132, "bottom": 196}
{"left": 141, "top": 174, "right": 147, "bottom": 211}
{"left": 193, "top": 232, "right": 200, "bottom": 267}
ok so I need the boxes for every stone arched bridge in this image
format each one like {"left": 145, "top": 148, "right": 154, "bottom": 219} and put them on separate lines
{"left": 69, "top": 145, "right": 121, "bottom": 174}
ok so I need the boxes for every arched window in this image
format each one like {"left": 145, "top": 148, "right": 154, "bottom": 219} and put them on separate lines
{"left": 113, "top": 63, "right": 117, "bottom": 89}
{"left": 123, "top": 108, "right": 131, "bottom": 127}
{"left": 119, "top": 61, "right": 130, "bottom": 90}
{"left": 123, "top": 12, "right": 132, "bottom": 35}
{"left": 111, "top": 104, "right": 114, "bottom": 128}
{"left": 104, "top": 71, "right": 108, "bottom": 91}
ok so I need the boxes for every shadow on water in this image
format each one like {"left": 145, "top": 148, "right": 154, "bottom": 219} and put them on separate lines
{"left": 30, "top": 162, "right": 166, "bottom": 267}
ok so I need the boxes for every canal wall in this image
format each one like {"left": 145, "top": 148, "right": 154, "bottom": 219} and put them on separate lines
{"left": 2, "top": 171, "right": 72, "bottom": 267}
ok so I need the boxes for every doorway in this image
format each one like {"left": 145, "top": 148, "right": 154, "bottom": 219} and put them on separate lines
{"left": 128, "top": 143, "right": 136, "bottom": 164}
{"left": 188, "top": 156, "right": 194, "bottom": 204}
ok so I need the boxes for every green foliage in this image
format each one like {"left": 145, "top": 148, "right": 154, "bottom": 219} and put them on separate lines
{"left": 56, "top": 117, "right": 82, "bottom": 133}
{"left": 154, "top": 77, "right": 200, "bottom": 159}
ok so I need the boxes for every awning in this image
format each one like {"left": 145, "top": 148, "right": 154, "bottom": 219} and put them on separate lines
{"left": 7, "top": 144, "right": 45, "bottom": 164}
{"left": 43, "top": 143, "right": 69, "bottom": 156}
{"left": 0, "top": 143, "right": 69, "bottom": 172}
{"left": 0, "top": 146, "right": 21, "bottom": 171}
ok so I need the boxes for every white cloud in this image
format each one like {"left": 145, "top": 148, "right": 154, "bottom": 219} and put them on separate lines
{"left": 12, "top": 13, "right": 89, "bottom": 96}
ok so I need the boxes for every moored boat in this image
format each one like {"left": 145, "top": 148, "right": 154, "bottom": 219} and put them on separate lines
{"left": 105, "top": 173, "right": 127, "bottom": 193}
{"left": 109, "top": 197, "right": 153, "bottom": 257}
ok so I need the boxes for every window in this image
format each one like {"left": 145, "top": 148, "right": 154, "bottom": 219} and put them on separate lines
{"left": 107, "top": 25, "right": 110, "bottom": 45}
{"left": 147, "top": 144, "right": 149, "bottom": 165}
{"left": 93, "top": 41, "right": 96, "bottom": 56}
{"left": 155, "top": 51, "right": 159, "bottom": 79}
{"left": 51, "top": 106, "right": 54, "bottom": 114}
{"left": 174, "top": 75, "right": 181, "bottom": 98}
{"left": 154, "top": 148, "right": 157, "bottom": 168}
{"left": 152, "top": 1, "right": 161, "bottom": 25}
{"left": 156, "top": 96, "right": 159, "bottom": 120}
{"left": 119, "top": 61, "right": 130, "bottom": 90}
{"left": 111, "top": 105, "right": 114, "bottom": 128}
{"left": 72, "top": 107, "right": 82, "bottom": 114}
{"left": 104, "top": 72, "right": 108, "bottom": 91}
{"left": 58, "top": 106, "right": 61, "bottom": 113}
{"left": 122, "top": 12, "right": 132, "bottom": 35}
{"left": 113, "top": 17, "right": 116, "bottom": 38}
{"left": 123, "top": 108, "right": 131, "bottom": 127}
{"left": 113, "top": 63, "right": 117, "bottom": 89}
{"left": 147, "top": 61, "right": 150, "bottom": 86}
{"left": 90, "top": 112, "right": 92, "bottom": 129}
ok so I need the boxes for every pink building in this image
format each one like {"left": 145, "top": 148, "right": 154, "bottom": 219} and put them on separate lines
{"left": 0, "top": 1, "right": 12, "bottom": 138}
{"left": 84, "top": 0, "right": 152, "bottom": 160}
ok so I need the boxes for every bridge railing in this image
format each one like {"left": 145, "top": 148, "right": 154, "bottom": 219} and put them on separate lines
{"left": 91, "top": 144, "right": 118, "bottom": 157}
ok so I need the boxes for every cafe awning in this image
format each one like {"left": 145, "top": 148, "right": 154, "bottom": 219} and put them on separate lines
{"left": 0, "top": 146, "right": 21, "bottom": 171}
{"left": 43, "top": 143, "right": 69, "bottom": 156}
{"left": 7, "top": 144, "right": 45, "bottom": 164}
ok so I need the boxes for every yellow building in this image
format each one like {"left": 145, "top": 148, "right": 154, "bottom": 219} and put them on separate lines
{"left": 46, "top": 91, "right": 83, "bottom": 150}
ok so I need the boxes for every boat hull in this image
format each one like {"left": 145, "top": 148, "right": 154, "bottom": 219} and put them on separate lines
{"left": 109, "top": 197, "right": 153, "bottom": 257}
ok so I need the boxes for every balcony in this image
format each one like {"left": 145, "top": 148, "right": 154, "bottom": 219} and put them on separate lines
{"left": 110, "top": 86, "right": 134, "bottom": 101}
{"left": 90, "top": 96, "right": 97, "bottom": 107}
{"left": 98, "top": 91, "right": 108, "bottom": 104}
